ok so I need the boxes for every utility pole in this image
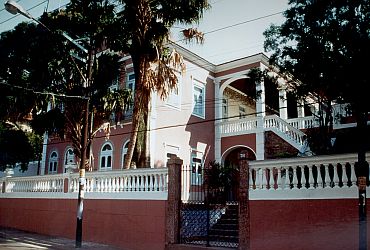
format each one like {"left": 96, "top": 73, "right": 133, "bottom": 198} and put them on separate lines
{"left": 75, "top": 46, "right": 94, "bottom": 249}
{"left": 357, "top": 111, "right": 367, "bottom": 250}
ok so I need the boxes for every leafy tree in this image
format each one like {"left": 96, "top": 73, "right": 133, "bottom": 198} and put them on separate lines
{"left": 264, "top": 3, "right": 369, "bottom": 246}
{"left": 264, "top": 0, "right": 370, "bottom": 155}
{"left": 112, "top": 0, "right": 210, "bottom": 168}
{"left": 0, "top": 0, "right": 131, "bottom": 166}
{"left": 0, "top": 123, "right": 33, "bottom": 172}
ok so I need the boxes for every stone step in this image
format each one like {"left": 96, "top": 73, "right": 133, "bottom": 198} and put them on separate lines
{"left": 209, "top": 228, "right": 238, "bottom": 237}
{"left": 211, "top": 223, "right": 238, "bottom": 230}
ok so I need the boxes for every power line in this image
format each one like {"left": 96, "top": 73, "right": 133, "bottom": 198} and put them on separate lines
{"left": 0, "top": 1, "right": 66, "bottom": 26}
{"left": 0, "top": 81, "right": 88, "bottom": 100}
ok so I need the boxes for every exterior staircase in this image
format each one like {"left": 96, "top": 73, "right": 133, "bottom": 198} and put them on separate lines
{"left": 208, "top": 204, "right": 239, "bottom": 246}
{"left": 264, "top": 115, "right": 306, "bottom": 150}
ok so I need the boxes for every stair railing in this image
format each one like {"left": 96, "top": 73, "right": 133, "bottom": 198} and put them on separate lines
{"left": 264, "top": 115, "right": 306, "bottom": 150}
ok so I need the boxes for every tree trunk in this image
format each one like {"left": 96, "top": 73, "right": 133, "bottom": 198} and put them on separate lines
{"left": 138, "top": 88, "right": 151, "bottom": 168}
{"left": 124, "top": 90, "right": 141, "bottom": 169}
{"left": 124, "top": 55, "right": 148, "bottom": 169}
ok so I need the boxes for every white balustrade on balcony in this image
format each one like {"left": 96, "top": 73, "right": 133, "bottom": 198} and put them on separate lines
{"left": 218, "top": 115, "right": 306, "bottom": 150}
{"left": 287, "top": 116, "right": 317, "bottom": 129}
{"left": 219, "top": 117, "right": 259, "bottom": 136}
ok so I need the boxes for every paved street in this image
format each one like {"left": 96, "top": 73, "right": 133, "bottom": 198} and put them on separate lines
{"left": 0, "top": 228, "right": 120, "bottom": 249}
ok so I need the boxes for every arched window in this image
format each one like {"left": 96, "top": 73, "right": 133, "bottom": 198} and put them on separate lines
{"left": 64, "top": 148, "right": 76, "bottom": 173}
{"left": 121, "top": 140, "right": 130, "bottom": 168}
{"left": 100, "top": 143, "right": 113, "bottom": 170}
{"left": 49, "top": 151, "right": 58, "bottom": 174}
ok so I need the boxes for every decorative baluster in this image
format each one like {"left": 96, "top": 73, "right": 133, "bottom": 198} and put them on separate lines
{"left": 249, "top": 169, "right": 254, "bottom": 190}
{"left": 308, "top": 165, "right": 314, "bottom": 189}
{"left": 148, "top": 175, "right": 153, "bottom": 191}
{"left": 101, "top": 178, "right": 106, "bottom": 192}
{"left": 145, "top": 175, "right": 149, "bottom": 191}
{"left": 254, "top": 169, "right": 260, "bottom": 190}
{"left": 85, "top": 178, "right": 90, "bottom": 192}
{"left": 342, "top": 163, "right": 348, "bottom": 188}
{"left": 123, "top": 176, "right": 128, "bottom": 191}
{"left": 316, "top": 165, "right": 323, "bottom": 189}
{"left": 119, "top": 177, "right": 123, "bottom": 192}
{"left": 113, "top": 177, "right": 118, "bottom": 192}
{"left": 109, "top": 177, "right": 113, "bottom": 192}
{"left": 324, "top": 164, "right": 331, "bottom": 188}
{"left": 127, "top": 176, "right": 132, "bottom": 191}
{"left": 262, "top": 169, "right": 268, "bottom": 190}
{"left": 285, "top": 168, "right": 291, "bottom": 190}
{"left": 332, "top": 164, "right": 340, "bottom": 188}
{"left": 299, "top": 166, "right": 306, "bottom": 189}
{"left": 276, "top": 168, "right": 282, "bottom": 190}
{"left": 153, "top": 174, "right": 159, "bottom": 191}
{"left": 96, "top": 177, "right": 101, "bottom": 192}
{"left": 269, "top": 168, "right": 275, "bottom": 190}
{"left": 98, "top": 178, "right": 103, "bottom": 192}
{"left": 140, "top": 175, "right": 145, "bottom": 191}
{"left": 292, "top": 166, "right": 298, "bottom": 189}
{"left": 159, "top": 174, "right": 164, "bottom": 191}
{"left": 350, "top": 163, "right": 357, "bottom": 187}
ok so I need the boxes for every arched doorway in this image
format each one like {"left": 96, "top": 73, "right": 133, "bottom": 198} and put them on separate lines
{"left": 222, "top": 146, "right": 256, "bottom": 166}
{"left": 221, "top": 146, "right": 256, "bottom": 201}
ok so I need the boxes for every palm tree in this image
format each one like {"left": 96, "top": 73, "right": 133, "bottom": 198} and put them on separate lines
{"left": 112, "top": 0, "right": 210, "bottom": 168}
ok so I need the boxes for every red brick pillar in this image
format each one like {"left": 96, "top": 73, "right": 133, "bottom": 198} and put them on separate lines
{"left": 165, "top": 156, "right": 182, "bottom": 249}
{"left": 238, "top": 150, "right": 250, "bottom": 250}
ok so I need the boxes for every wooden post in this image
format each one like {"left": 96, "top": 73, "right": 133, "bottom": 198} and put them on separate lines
{"left": 238, "top": 150, "right": 250, "bottom": 250}
{"left": 165, "top": 156, "right": 182, "bottom": 249}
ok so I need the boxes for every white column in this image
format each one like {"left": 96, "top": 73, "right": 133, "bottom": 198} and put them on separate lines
{"left": 297, "top": 100, "right": 305, "bottom": 118}
{"left": 255, "top": 72, "right": 265, "bottom": 160}
{"left": 214, "top": 79, "right": 222, "bottom": 163}
{"left": 279, "top": 88, "right": 288, "bottom": 119}
{"left": 40, "top": 102, "right": 52, "bottom": 175}
{"left": 256, "top": 79, "right": 266, "bottom": 117}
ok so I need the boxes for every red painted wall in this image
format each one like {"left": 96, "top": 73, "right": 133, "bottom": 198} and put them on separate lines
{"left": 0, "top": 199, "right": 166, "bottom": 250}
{"left": 250, "top": 199, "right": 370, "bottom": 250}
{"left": 1, "top": 198, "right": 369, "bottom": 250}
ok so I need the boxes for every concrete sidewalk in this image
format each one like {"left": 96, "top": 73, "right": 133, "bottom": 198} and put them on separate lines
{"left": 0, "top": 227, "right": 121, "bottom": 249}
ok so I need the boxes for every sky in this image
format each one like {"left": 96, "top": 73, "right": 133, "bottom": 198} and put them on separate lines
{"left": 0, "top": 0, "right": 289, "bottom": 64}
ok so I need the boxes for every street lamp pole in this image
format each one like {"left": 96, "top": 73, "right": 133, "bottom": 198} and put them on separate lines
{"left": 4, "top": 1, "right": 90, "bottom": 248}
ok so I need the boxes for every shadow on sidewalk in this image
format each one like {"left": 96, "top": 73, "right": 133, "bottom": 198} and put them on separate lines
{"left": 0, "top": 227, "right": 121, "bottom": 249}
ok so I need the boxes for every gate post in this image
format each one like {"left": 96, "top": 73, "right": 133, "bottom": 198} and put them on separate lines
{"left": 165, "top": 156, "right": 183, "bottom": 249}
{"left": 238, "top": 150, "right": 250, "bottom": 250}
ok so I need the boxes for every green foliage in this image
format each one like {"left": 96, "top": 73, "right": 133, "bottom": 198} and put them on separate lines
{"left": 264, "top": 0, "right": 370, "bottom": 154}
{"left": 0, "top": 0, "right": 131, "bottom": 159}
{"left": 0, "top": 124, "right": 33, "bottom": 171}
{"left": 264, "top": 0, "right": 370, "bottom": 113}
{"left": 205, "top": 161, "right": 238, "bottom": 204}
{"left": 112, "top": 0, "right": 210, "bottom": 168}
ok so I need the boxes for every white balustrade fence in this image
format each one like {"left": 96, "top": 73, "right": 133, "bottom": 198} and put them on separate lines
{"left": 249, "top": 153, "right": 369, "bottom": 192}
{"left": 4, "top": 175, "right": 65, "bottom": 193}
{"left": 1, "top": 168, "right": 168, "bottom": 196}
{"left": 69, "top": 168, "right": 168, "bottom": 193}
